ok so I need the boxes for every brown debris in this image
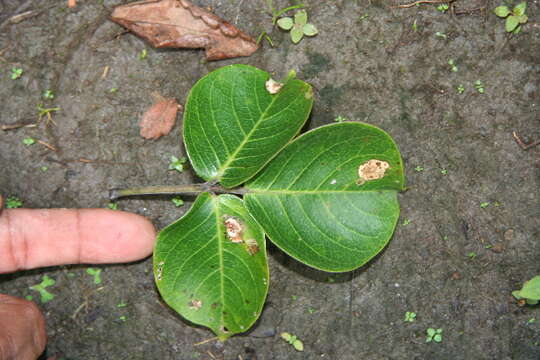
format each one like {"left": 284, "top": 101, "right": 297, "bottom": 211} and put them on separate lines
{"left": 224, "top": 215, "right": 244, "bottom": 243}
{"left": 357, "top": 159, "right": 390, "bottom": 185}
{"left": 139, "top": 94, "right": 181, "bottom": 140}
{"left": 110, "top": 0, "right": 259, "bottom": 61}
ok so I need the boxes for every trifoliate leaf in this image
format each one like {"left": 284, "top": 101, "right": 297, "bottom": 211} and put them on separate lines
{"left": 277, "top": 17, "right": 294, "bottom": 30}
{"left": 294, "top": 10, "right": 308, "bottom": 26}
{"left": 302, "top": 23, "right": 318, "bottom": 36}
{"left": 494, "top": 6, "right": 511, "bottom": 17}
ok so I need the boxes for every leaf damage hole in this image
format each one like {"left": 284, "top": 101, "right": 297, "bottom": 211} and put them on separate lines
{"left": 357, "top": 159, "right": 390, "bottom": 185}
{"left": 189, "top": 299, "right": 203, "bottom": 310}
{"left": 223, "top": 215, "right": 244, "bottom": 243}
{"left": 265, "top": 78, "right": 283, "bottom": 94}
{"left": 244, "top": 238, "right": 259, "bottom": 255}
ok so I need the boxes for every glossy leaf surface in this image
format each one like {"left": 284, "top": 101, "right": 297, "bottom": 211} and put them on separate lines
{"left": 183, "top": 65, "right": 313, "bottom": 188}
{"left": 245, "top": 122, "right": 404, "bottom": 272}
{"left": 154, "top": 193, "right": 269, "bottom": 339}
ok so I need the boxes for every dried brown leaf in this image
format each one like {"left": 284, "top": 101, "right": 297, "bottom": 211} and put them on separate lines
{"left": 110, "top": 0, "right": 259, "bottom": 61}
{"left": 139, "top": 96, "right": 180, "bottom": 139}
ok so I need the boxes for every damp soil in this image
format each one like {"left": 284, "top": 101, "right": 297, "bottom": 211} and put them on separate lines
{"left": 1, "top": 0, "right": 539, "bottom": 359}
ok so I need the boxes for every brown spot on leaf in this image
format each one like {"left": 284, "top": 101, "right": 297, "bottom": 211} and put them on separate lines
{"left": 357, "top": 159, "right": 390, "bottom": 185}
{"left": 189, "top": 299, "right": 202, "bottom": 310}
{"left": 244, "top": 238, "right": 259, "bottom": 256}
{"left": 223, "top": 215, "right": 244, "bottom": 243}
{"left": 265, "top": 78, "right": 283, "bottom": 94}
{"left": 110, "top": 0, "right": 259, "bottom": 61}
{"left": 139, "top": 93, "right": 181, "bottom": 139}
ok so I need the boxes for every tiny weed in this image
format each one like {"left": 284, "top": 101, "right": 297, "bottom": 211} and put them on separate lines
{"left": 528, "top": 318, "right": 536, "bottom": 324}
{"left": 169, "top": 156, "right": 187, "bottom": 173}
{"left": 484, "top": 244, "right": 493, "bottom": 249}
{"left": 334, "top": 115, "right": 347, "bottom": 122}
{"left": 447, "top": 59, "right": 458, "bottom": 72}
{"left": 456, "top": 84, "right": 465, "bottom": 94}
{"left": 86, "top": 268, "right": 102, "bottom": 284}
{"left": 117, "top": 302, "right": 128, "bottom": 308}
{"left": 43, "top": 90, "right": 55, "bottom": 100}
{"left": 404, "top": 311, "right": 416, "bottom": 322}
{"left": 495, "top": 2, "right": 528, "bottom": 33}
{"left": 358, "top": 13, "right": 369, "bottom": 21}
{"left": 30, "top": 275, "right": 56, "bottom": 303}
{"left": 6, "top": 196, "right": 23, "bottom": 208}
{"left": 266, "top": 0, "right": 305, "bottom": 25}
{"left": 277, "top": 10, "right": 318, "bottom": 44}
{"left": 307, "top": 307, "right": 316, "bottom": 314}
{"left": 40, "top": 165, "right": 49, "bottom": 172}
{"left": 437, "top": 4, "right": 449, "bottom": 13}
{"left": 138, "top": 48, "right": 147, "bottom": 60}
{"left": 37, "top": 103, "right": 60, "bottom": 123}
{"left": 10, "top": 67, "right": 23, "bottom": 80}
{"left": 119, "top": 315, "right": 127, "bottom": 321}
{"left": 22, "top": 137, "right": 35, "bottom": 146}
{"left": 435, "top": 31, "right": 447, "bottom": 39}
{"left": 281, "top": 332, "right": 304, "bottom": 351}
{"left": 25, "top": 295, "right": 34, "bottom": 301}
{"left": 109, "top": 87, "right": 119, "bottom": 93}
{"left": 291, "top": 295, "right": 298, "bottom": 301}
{"left": 426, "top": 328, "right": 443, "bottom": 343}
{"left": 440, "top": 169, "right": 448, "bottom": 175}
{"left": 107, "top": 202, "right": 118, "bottom": 210}
{"left": 480, "top": 202, "right": 490, "bottom": 208}
{"left": 172, "top": 197, "right": 184, "bottom": 207}
{"left": 414, "top": 165, "right": 424, "bottom": 172}
{"left": 474, "top": 80, "right": 485, "bottom": 94}
{"left": 256, "top": 31, "right": 275, "bottom": 47}
{"left": 467, "top": 252, "right": 477, "bottom": 259}
{"left": 412, "top": 19, "right": 418, "bottom": 31}
{"left": 402, "top": 219, "right": 411, "bottom": 226}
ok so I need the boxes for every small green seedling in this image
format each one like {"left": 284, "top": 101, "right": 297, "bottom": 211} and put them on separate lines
{"left": 86, "top": 268, "right": 102, "bottom": 284}
{"left": 480, "top": 202, "right": 490, "bottom": 208}
{"left": 512, "top": 275, "right": 540, "bottom": 305}
{"left": 291, "top": 295, "right": 298, "bottom": 301}
{"left": 107, "top": 202, "right": 118, "bottom": 210}
{"left": 37, "top": 103, "right": 61, "bottom": 123}
{"left": 119, "top": 315, "right": 127, "bottom": 321}
{"left": 40, "top": 166, "right": 49, "bottom": 172}
{"left": 30, "top": 275, "right": 55, "bottom": 303}
{"left": 334, "top": 115, "right": 347, "bottom": 122}
{"left": 437, "top": 4, "right": 449, "bottom": 12}
{"left": 138, "top": 48, "right": 148, "bottom": 60}
{"left": 22, "top": 137, "right": 35, "bottom": 146}
{"left": 10, "top": 67, "right": 23, "bottom": 80}
{"left": 6, "top": 196, "right": 23, "bottom": 208}
{"left": 109, "top": 87, "right": 119, "bottom": 93}
{"left": 495, "top": 2, "right": 528, "bottom": 33}
{"left": 484, "top": 244, "right": 493, "bottom": 249}
{"left": 277, "top": 10, "right": 318, "bottom": 44}
{"left": 169, "top": 156, "right": 187, "bottom": 173}
{"left": 528, "top": 318, "right": 536, "bottom": 324}
{"left": 117, "top": 302, "right": 128, "bottom": 308}
{"left": 474, "top": 80, "right": 485, "bottom": 94}
{"left": 404, "top": 311, "right": 416, "bottom": 322}
{"left": 307, "top": 307, "right": 316, "bottom": 314}
{"left": 426, "top": 328, "right": 443, "bottom": 343}
{"left": 358, "top": 13, "right": 369, "bottom": 21}
{"left": 456, "top": 84, "right": 465, "bottom": 94}
{"left": 25, "top": 295, "right": 34, "bottom": 301}
{"left": 402, "top": 219, "right": 411, "bottom": 226}
{"left": 447, "top": 59, "right": 458, "bottom": 72}
{"left": 281, "top": 332, "right": 304, "bottom": 351}
{"left": 435, "top": 31, "right": 447, "bottom": 39}
{"left": 414, "top": 165, "right": 424, "bottom": 172}
{"left": 467, "top": 252, "right": 477, "bottom": 259}
{"left": 172, "top": 197, "right": 184, "bottom": 207}
{"left": 43, "top": 90, "right": 55, "bottom": 100}
{"left": 412, "top": 19, "right": 418, "bottom": 31}
{"left": 440, "top": 169, "right": 448, "bottom": 175}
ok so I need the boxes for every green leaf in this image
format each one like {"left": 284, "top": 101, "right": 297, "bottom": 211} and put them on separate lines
{"left": 154, "top": 193, "right": 269, "bottom": 340}
{"left": 245, "top": 122, "right": 404, "bottom": 272}
{"left": 277, "top": 17, "right": 294, "bottom": 30}
{"left": 513, "top": 275, "right": 540, "bottom": 301}
{"left": 302, "top": 23, "right": 318, "bottom": 36}
{"left": 294, "top": 10, "right": 308, "bottom": 26}
{"left": 183, "top": 65, "right": 313, "bottom": 188}
{"left": 293, "top": 339, "right": 304, "bottom": 351}
{"left": 291, "top": 26, "right": 304, "bottom": 43}
{"left": 517, "top": 14, "right": 528, "bottom": 24}
{"left": 506, "top": 15, "right": 519, "bottom": 32}
{"left": 494, "top": 6, "right": 511, "bottom": 17}
{"left": 513, "top": 2, "right": 526, "bottom": 16}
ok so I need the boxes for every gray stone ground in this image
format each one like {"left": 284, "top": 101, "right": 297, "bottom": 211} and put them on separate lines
{"left": 0, "top": 0, "right": 539, "bottom": 359}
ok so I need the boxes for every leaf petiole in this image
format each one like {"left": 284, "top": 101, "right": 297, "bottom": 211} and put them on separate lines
{"left": 109, "top": 184, "right": 247, "bottom": 200}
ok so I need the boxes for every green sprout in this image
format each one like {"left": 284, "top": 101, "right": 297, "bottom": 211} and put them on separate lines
{"left": 456, "top": 84, "right": 465, "bottom": 94}
{"left": 281, "top": 332, "right": 304, "bottom": 351}
{"left": 22, "top": 137, "right": 36, "bottom": 146}
{"left": 467, "top": 252, "right": 477, "bottom": 259}
{"left": 440, "top": 169, "right": 448, "bottom": 175}
{"left": 86, "top": 268, "right": 102, "bottom": 284}
{"left": 435, "top": 31, "right": 447, "bottom": 39}
{"left": 43, "top": 90, "right": 55, "bottom": 100}
{"left": 37, "top": 103, "right": 61, "bottom": 122}
{"left": 277, "top": 10, "right": 318, "bottom": 44}
{"left": 6, "top": 196, "right": 23, "bottom": 208}
{"left": 10, "top": 67, "right": 23, "bottom": 80}
{"left": 334, "top": 115, "right": 347, "bottom": 122}
{"left": 414, "top": 165, "right": 424, "bottom": 172}
{"left": 291, "top": 295, "right": 298, "bottom": 301}
{"left": 307, "top": 307, "right": 316, "bottom": 314}
{"left": 30, "top": 275, "right": 56, "bottom": 303}
{"left": 138, "top": 48, "right": 148, "bottom": 60}
{"left": 528, "top": 318, "right": 536, "bottom": 324}
{"left": 474, "top": 80, "right": 485, "bottom": 94}
{"left": 119, "top": 315, "right": 127, "bottom": 322}
{"left": 358, "top": 13, "right": 369, "bottom": 21}
{"left": 484, "top": 244, "right": 493, "bottom": 249}
{"left": 437, "top": 4, "right": 449, "bottom": 12}
{"left": 495, "top": 2, "right": 528, "bottom": 33}
{"left": 512, "top": 275, "right": 540, "bottom": 305}
{"left": 426, "top": 328, "right": 443, "bottom": 343}
{"left": 169, "top": 156, "right": 187, "bottom": 173}
{"left": 172, "top": 197, "right": 184, "bottom": 207}
{"left": 107, "top": 202, "right": 118, "bottom": 210}
{"left": 117, "top": 302, "right": 128, "bottom": 308}
{"left": 402, "top": 219, "right": 411, "bottom": 226}
{"left": 109, "top": 87, "right": 118, "bottom": 93}
{"left": 447, "top": 59, "right": 458, "bottom": 72}
{"left": 404, "top": 311, "right": 416, "bottom": 322}
{"left": 480, "top": 202, "right": 490, "bottom": 208}
{"left": 40, "top": 166, "right": 49, "bottom": 172}
{"left": 412, "top": 19, "right": 418, "bottom": 32}
{"left": 25, "top": 295, "right": 34, "bottom": 301}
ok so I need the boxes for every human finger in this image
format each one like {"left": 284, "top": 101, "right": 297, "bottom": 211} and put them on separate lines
{"left": 0, "top": 208, "right": 156, "bottom": 273}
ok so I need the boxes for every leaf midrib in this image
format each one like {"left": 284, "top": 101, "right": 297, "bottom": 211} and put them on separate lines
{"left": 246, "top": 189, "right": 400, "bottom": 194}
{"left": 212, "top": 196, "right": 226, "bottom": 335}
